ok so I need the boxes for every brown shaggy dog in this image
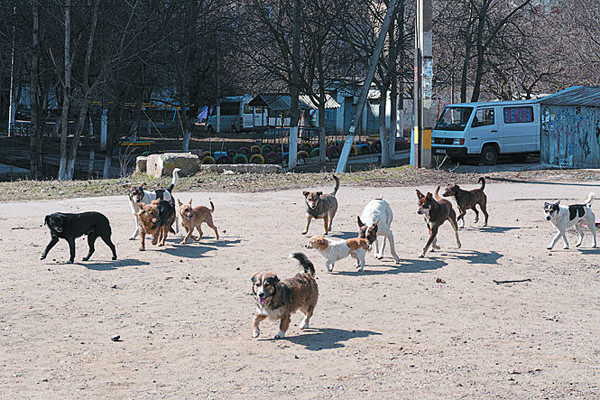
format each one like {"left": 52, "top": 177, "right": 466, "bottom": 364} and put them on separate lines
{"left": 177, "top": 199, "right": 219, "bottom": 244}
{"left": 251, "top": 253, "right": 318, "bottom": 339}
{"left": 137, "top": 200, "right": 176, "bottom": 251}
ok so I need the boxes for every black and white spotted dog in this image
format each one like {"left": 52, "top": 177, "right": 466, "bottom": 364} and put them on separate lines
{"left": 544, "top": 193, "right": 597, "bottom": 250}
{"left": 128, "top": 168, "right": 181, "bottom": 240}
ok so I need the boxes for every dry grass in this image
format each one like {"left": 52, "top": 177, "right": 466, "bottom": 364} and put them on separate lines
{"left": 1, "top": 165, "right": 598, "bottom": 202}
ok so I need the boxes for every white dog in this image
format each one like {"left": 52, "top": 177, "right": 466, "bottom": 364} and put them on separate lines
{"left": 544, "top": 193, "right": 597, "bottom": 249}
{"left": 306, "top": 235, "right": 371, "bottom": 272}
{"left": 358, "top": 198, "right": 400, "bottom": 263}
{"left": 128, "top": 168, "right": 181, "bottom": 240}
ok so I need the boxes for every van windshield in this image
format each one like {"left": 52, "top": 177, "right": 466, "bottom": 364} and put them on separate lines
{"left": 435, "top": 106, "right": 473, "bottom": 131}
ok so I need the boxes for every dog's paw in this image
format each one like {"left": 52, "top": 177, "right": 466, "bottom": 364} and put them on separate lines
{"left": 300, "top": 321, "right": 309, "bottom": 330}
{"left": 546, "top": 245, "right": 553, "bottom": 250}
{"left": 432, "top": 244, "right": 441, "bottom": 250}
{"left": 128, "top": 236, "right": 137, "bottom": 241}
{"left": 252, "top": 329, "right": 260, "bottom": 338}
{"left": 138, "top": 247, "right": 145, "bottom": 251}
{"left": 40, "top": 255, "right": 46, "bottom": 260}
{"left": 274, "top": 331, "right": 285, "bottom": 339}
{"left": 301, "top": 230, "right": 308, "bottom": 235}
{"left": 418, "top": 252, "right": 425, "bottom": 258}
{"left": 563, "top": 245, "right": 569, "bottom": 250}
{"left": 375, "top": 255, "right": 384, "bottom": 260}
{"left": 82, "top": 257, "right": 89, "bottom": 261}
{"left": 112, "top": 256, "right": 117, "bottom": 260}
{"left": 66, "top": 260, "right": 74, "bottom": 264}
{"left": 394, "top": 258, "right": 401, "bottom": 264}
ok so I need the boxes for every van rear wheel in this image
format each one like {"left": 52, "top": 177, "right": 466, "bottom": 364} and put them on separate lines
{"left": 481, "top": 145, "right": 498, "bottom": 165}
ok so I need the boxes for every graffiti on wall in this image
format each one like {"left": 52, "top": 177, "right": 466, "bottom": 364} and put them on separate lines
{"left": 542, "top": 105, "right": 600, "bottom": 167}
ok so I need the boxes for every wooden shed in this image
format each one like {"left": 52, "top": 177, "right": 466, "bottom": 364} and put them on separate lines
{"left": 540, "top": 86, "right": 600, "bottom": 168}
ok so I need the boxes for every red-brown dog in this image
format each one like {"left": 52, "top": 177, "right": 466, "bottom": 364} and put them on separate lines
{"left": 416, "top": 186, "right": 461, "bottom": 257}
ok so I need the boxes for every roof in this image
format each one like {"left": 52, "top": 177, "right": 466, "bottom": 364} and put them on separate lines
{"left": 248, "top": 94, "right": 340, "bottom": 111}
{"left": 539, "top": 86, "right": 600, "bottom": 107}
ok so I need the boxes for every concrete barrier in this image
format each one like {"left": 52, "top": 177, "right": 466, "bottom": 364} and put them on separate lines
{"left": 146, "top": 153, "right": 200, "bottom": 177}
{"left": 199, "top": 164, "right": 283, "bottom": 174}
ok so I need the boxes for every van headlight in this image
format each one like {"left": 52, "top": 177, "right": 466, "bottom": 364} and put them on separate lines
{"left": 453, "top": 138, "right": 465, "bottom": 145}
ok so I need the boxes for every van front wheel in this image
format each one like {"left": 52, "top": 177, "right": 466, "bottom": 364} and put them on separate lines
{"left": 481, "top": 145, "right": 498, "bottom": 165}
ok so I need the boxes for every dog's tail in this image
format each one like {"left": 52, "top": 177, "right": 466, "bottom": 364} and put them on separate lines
{"left": 478, "top": 176, "right": 486, "bottom": 191}
{"left": 331, "top": 174, "right": 340, "bottom": 195}
{"left": 166, "top": 168, "right": 181, "bottom": 193}
{"left": 209, "top": 200, "right": 215, "bottom": 212}
{"left": 289, "top": 252, "right": 316, "bottom": 276}
{"left": 585, "top": 192, "right": 596, "bottom": 207}
{"left": 434, "top": 185, "right": 442, "bottom": 200}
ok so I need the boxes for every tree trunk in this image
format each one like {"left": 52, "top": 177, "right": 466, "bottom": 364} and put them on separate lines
{"left": 180, "top": 93, "right": 191, "bottom": 152}
{"left": 30, "top": 2, "right": 40, "bottom": 180}
{"left": 58, "top": 0, "right": 72, "bottom": 181}
{"left": 379, "top": 92, "right": 390, "bottom": 167}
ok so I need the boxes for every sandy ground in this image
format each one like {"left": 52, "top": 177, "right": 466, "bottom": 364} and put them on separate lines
{"left": 0, "top": 179, "right": 599, "bottom": 399}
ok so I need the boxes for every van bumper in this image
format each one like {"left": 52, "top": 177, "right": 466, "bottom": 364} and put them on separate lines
{"left": 432, "top": 146, "right": 467, "bottom": 158}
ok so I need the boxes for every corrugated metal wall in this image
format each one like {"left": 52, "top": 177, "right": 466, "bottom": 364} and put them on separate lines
{"left": 541, "top": 105, "right": 600, "bottom": 167}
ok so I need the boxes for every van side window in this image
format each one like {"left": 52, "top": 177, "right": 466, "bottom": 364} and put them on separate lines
{"left": 472, "top": 108, "right": 494, "bottom": 127}
{"left": 503, "top": 106, "right": 534, "bottom": 123}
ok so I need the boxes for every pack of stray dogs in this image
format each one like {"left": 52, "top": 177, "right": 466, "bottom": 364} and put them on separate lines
{"left": 39, "top": 171, "right": 597, "bottom": 339}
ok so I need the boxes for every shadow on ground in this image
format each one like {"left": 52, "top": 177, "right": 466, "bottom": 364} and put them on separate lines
{"left": 279, "top": 327, "right": 382, "bottom": 350}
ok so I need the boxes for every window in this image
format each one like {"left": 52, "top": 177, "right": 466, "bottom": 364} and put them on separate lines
{"left": 434, "top": 106, "right": 474, "bottom": 132}
{"left": 504, "top": 106, "right": 534, "bottom": 124}
{"left": 472, "top": 108, "right": 495, "bottom": 127}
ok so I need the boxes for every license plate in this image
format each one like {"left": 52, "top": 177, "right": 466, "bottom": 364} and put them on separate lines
{"left": 436, "top": 149, "right": 446, "bottom": 154}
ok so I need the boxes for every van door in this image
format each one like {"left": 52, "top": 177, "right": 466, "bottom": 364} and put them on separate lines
{"left": 468, "top": 107, "right": 498, "bottom": 154}
{"left": 501, "top": 105, "right": 536, "bottom": 153}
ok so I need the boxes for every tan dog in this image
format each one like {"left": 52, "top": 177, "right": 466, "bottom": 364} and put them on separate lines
{"left": 252, "top": 253, "right": 318, "bottom": 339}
{"left": 137, "top": 199, "right": 176, "bottom": 251}
{"left": 306, "top": 235, "right": 371, "bottom": 272}
{"left": 416, "top": 187, "right": 461, "bottom": 258}
{"left": 302, "top": 175, "right": 340, "bottom": 235}
{"left": 177, "top": 199, "right": 219, "bottom": 244}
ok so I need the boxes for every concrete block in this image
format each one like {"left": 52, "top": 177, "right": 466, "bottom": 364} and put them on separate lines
{"left": 146, "top": 153, "right": 200, "bottom": 177}
{"left": 135, "top": 156, "right": 148, "bottom": 173}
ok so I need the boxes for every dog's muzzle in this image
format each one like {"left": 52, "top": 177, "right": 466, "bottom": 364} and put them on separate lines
{"left": 257, "top": 292, "right": 267, "bottom": 305}
{"left": 545, "top": 215, "right": 552, "bottom": 221}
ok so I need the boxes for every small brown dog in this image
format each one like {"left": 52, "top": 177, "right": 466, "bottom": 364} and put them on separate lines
{"left": 177, "top": 199, "right": 219, "bottom": 244}
{"left": 252, "top": 253, "right": 318, "bottom": 339}
{"left": 302, "top": 174, "right": 340, "bottom": 235}
{"left": 416, "top": 187, "right": 461, "bottom": 258}
{"left": 442, "top": 177, "right": 489, "bottom": 227}
{"left": 137, "top": 199, "right": 176, "bottom": 251}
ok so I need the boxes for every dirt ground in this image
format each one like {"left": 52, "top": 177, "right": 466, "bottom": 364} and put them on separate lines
{"left": 1, "top": 178, "right": 599, "bottom": 399}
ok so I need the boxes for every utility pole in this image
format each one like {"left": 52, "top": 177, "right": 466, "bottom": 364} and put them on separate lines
{"left": 288, "top": 0, "right": 301, "bottom": 170}
{"left": 412, "top": 0, "right": 433, "bottom": 168}
{"left": 336, "top": 0, "right": 399, "bottom": 173}
{"left": 8, "top": 5, "right": 16, "bottom": 136}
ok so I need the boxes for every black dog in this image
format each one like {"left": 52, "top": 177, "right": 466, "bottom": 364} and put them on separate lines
{"left": 41, "top": 212, "right": 118, "bottom": 263}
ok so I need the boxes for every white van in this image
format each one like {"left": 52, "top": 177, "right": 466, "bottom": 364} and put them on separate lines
{"left": 431, "top": 100, "right": 540, "bottom": 165}
{"left": 206, "top": 95, "right": 267, "bottom": 133}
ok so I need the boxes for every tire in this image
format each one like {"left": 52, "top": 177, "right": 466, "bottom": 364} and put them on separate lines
{"left": 481, "top": 145, "right": 499, "bottom": 165}
{"left": 326, "top": 145, "right": 342, "bottom": 159}
{"left": 357, "top": 143, "right": 371, "bottom": 155}
{"left": 238, "top": 146, "right": 250, "bottom": 156}
{"left": 250, "top": 145, "right": 261, "bottom": 155}
{"left": 297, "top": 151, "right": 309, "bottom": 160}
{"left": 203, "top": 151, "right": 211, "bottom": 157}
{"left": 261, "top": 144, "right": 273, "bottom": 154}
{"left": 350, "top": 145, "right": 358, "bottom": 156}
{"left": 201, "top": 156, "right": 216, "bottom": 164}
{"left": 265, "top": 151, "right": 282, "bottom": 164}
{"left": 232, "top": 154, "right": 248, "bottom": 164}
{"left": 249, "top": 154, "right": 265, "bottom": 164}
{"left": 310, "top": 148, "right": 320, "bottom": 158}
{"left": 227, "top": 149, "right": 237, "bottom": 158}
{"left": 300, "top": 143, "right": 312, "bottom": 152}
{"left": 216, "top": 156, "right": 231, "bottom": 164}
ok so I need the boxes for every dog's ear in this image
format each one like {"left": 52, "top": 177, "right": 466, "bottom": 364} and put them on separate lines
{"left": 426, "top": 192, "right": 433, "bottom": 200}
{"left": 416, "top": 189, "right": 425, "bottom": 199}
{"left": 141, "top": 183, "right": 147, "bottom": 188}
{"left": 357, "top": 216, "right": 365, "bottom": 228}
{"left": 177, "top": 199, "right": 182, "bottom": 207}
{"left": 138, "top": 202, "right": 146, "bottom": 208}
{"left": 316, "top": 191, "right": 323, "bottom": 197}
{"left": 251, "top": 272, "right": 260, "bottom": 284}
{"left": 189, "top": 198, "right": 193, "bottom": 205}
{"left": 302, "top": 191, "right": 309, "bottom": 197}
{"left": 267, "top": 275, "right": 280, "bottom": 284}
{"left": 373, "top": 218, "right": 379, "bottom": 227}
{"left": 44, "top": 215, "right": 49, "bottom": 226}
{"left": 555, "top": 201, "right": 561, "bottom": 206}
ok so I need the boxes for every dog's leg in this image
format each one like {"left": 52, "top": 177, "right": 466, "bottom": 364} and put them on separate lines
{"left": 130, "top": 215, "right": 140, "bottom": 240}
{"left": 322, "top": 215, "right": 329, "bottom": 235}
{"left": 386, "top": 232, "right": 401, "bottom": 264}
{"left": 99, "top": 233, "right": 118, "bottom": 260}
{"left": 561, "top": 231, "right": 569, "bottom": 249}
{"left": 252, "top": 314, "right": 267, "bottom": 338}
{"left": 480, "top": 198, "right": 489, "bottom": 227}
{"left": 419, "top": 225, "right": 438, "bottom": 258}
{"left": 139, "top": 231, "right": 146, "bottom": 251}
{"left": 159, "top": 226, "right": 168, "bottom": 246}
{"left": 378, "top": 237, "right": 386, "bottom": 259}
{"left": 302, "top": 215, "right": 313, "bottom": 235}
{"left": 194, "top": 225, "right": 204, "bottom": 241}
{"left": 575, "top": 222, "right": 585, "bottom": 247}
{"left": 82, "top": 233, "right": 97, "bottom": 261}
{"left": 66, "top": 238, "right": 76, "bottom": 263}
{"left": 590, "top": 219, "right": 598, "bottom": 248}
{"left": 328, "top": 211, "right": 335, "bottom": 233}
{"left": 457, "top": 207, "right": 467, "bottom": 228}
{"left": 471, "top": 206, "right": 480, "bottom": 224}
{"left": 547, "top": 229, "right": 563, "bottom": 250}
{"left": 206, "top": 216, "right": 219, "bottom": 240}
{"left": 431, "top": 236, "right": 440, "bottom": 251}
{"left": 181, "top": 225, "right": 192, "bottom": 244}
{"left": 450, "top": 218, "right": 462, "bottom": 249}
{"left": 357, "top": 249, "right": 366, "bottom": 272}
{"left": 350, "top": 252, "right": 360, "bottom": 268}
{"left": 326, "top": 259, "right": 335, "bottom": 273}
{"left": 275, "top": 314, "right": 291, "bottom": 339}
{"left": 300, "top": 304, "right": 315, "bottom": 330}
{"left": 40, "top": 236, "right": 59, "bottom": 260}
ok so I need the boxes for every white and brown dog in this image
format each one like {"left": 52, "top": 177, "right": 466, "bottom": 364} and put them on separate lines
{"left": 544, "top": 193, "right": 597, "bottom": 250}
{"left": 128, "top": 168, "right": 181, "bottom": 240}
{"left": 306, "top": 235, "right": 371, "bottom": 272}
{"left": 251, "top": 252, "right": 318, "bottom": 339}
{"left": 358, "top": 197, "right": 400, "bottom": 264}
